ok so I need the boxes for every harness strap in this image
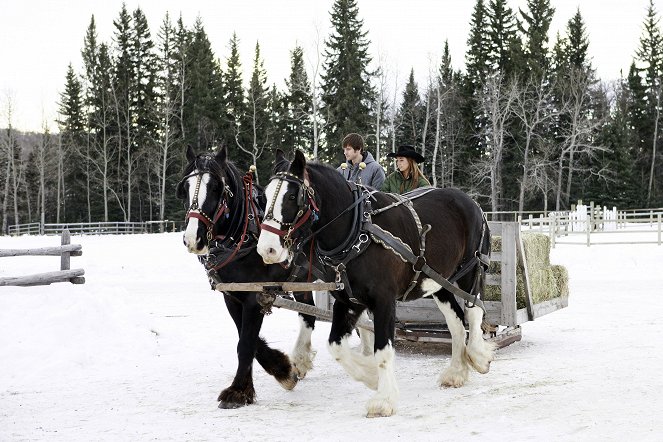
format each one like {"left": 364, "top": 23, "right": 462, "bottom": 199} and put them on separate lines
{"left": 364, "top": 222, "right": 486, "bottom": 311}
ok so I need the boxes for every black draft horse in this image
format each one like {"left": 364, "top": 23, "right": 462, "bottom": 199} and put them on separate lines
{"left": 177, "top": 145, "right": 317, "bottom": 409}
{"left": 257, "top": 150, "right": 495, "bottom": 417}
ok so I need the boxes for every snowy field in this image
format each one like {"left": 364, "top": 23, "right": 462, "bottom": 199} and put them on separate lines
{"left": 1, "top": 231, "right": 662, "bottom": 441}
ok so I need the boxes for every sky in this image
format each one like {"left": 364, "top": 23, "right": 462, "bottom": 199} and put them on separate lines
{"left": 0, "top": 0, "right": 659, "bottom": 133}
{"left": 1, "top": 229, "right": 662, "bottom": 439}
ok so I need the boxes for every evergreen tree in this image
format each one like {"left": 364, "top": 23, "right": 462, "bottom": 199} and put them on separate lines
{"left": 486, "top": 0, "right": 520, "bottom": 76}
{"left": 518, "top": 0, "right": 555, "bottom": 80}
{"left": 633, "top": 0, "right": 663, "bottom": 206}
{"left": 155, "top": 12, "right": 184, "bottom": 225}
{"left": 283, "top": 45, "right": 313, "bottom": 156}
{"left": 223, "top": 33, "right": 248, "bottom": 164}
{"left": 396, "top": 69, "right": 423, "bottom": 149}
{"left": 182, "top": 17, "right": 224, "bottom": 152}
{"left": 241, "top": 41, "right": 271, "bottom": 181}
{"left": 57, "top": 64, "right": 87, "bottom": 222}
{"left": 320, "top": 0, "right": 374, "bottom": 163}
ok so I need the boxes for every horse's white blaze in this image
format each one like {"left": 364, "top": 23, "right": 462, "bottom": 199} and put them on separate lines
{"left": 290, "top": 315, "right": 316, "bottom": 379}
{"left": 328, "top": 336, "right": 378, "bottom": 390}
{"left": 183, "top": 171, "right": 210, "bottom": 255}
{"left": 420, "top": 278, "right": 442, "bottom": 297}
{"left": 465, "top": 305, "right": 496, "bottom": 374}
{"left": 257, "top": 179, "right": 289, "bottom": 263}
{"left": 434, "top": 298, "right": 469, "bottom": 387}
{"left": 366, "top": 342, "right": 399, "bottom": 417}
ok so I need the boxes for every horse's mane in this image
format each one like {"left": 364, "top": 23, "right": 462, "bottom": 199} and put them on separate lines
{"left": 305, "top": 161, "right": 353, "bottom": 211}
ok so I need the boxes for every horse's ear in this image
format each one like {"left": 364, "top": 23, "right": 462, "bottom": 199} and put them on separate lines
{"left": 215, "top": 145, "right": 227, "bottom": 164}
{"left": 186, "top": 145, "right": 196, "bottom": 163}
{"left": 275, "top": 148, "right": 285, "bottom": 162}
{"left": 290, "top": 149, "right": 307, "bottom": 178}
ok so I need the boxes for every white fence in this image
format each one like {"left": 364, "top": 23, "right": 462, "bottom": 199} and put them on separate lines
{"left": 7, "top": 220, "right": 182, "bottom": 236}
{"left": 519, "top": 205, "right": 663, "bottom": 247}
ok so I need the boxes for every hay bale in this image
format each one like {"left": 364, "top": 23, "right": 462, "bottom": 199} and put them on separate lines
{"left": 484, "top": 233, "right": 569, "bottom": 309}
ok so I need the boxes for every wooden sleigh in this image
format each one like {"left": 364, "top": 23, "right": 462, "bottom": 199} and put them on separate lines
{"left": 216, "top": 222, "right": 569, "bottom": 349}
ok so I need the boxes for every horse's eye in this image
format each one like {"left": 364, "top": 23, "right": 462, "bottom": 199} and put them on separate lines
{"left": 288, "top": 194, "right": 296, "bottom": 200}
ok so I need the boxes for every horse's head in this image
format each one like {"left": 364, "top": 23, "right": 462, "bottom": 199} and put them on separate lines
{"left": 177, "top": 145, "right": 232, "bottom": 255}
{"left": 257, "top": 149, "right": 316, "bottom": 264}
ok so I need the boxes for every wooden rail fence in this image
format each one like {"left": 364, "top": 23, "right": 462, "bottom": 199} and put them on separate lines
{"left": 0, "top": 230, "right": 85, "bottom": 286}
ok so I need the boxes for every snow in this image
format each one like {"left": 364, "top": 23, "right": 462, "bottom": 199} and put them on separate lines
{"left": 1, "top": 231, "right": 662, "bottom": 441}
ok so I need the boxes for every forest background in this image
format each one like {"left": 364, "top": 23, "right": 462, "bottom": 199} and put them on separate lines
{"left": 2, "top": 0, "right": 662, "bottom": 232}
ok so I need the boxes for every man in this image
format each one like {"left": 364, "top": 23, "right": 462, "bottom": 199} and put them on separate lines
{"left": 336, "top": 133, "right": 385, "bottom": 189}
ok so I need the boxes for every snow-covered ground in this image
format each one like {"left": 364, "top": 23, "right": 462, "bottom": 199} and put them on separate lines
{"left": 1, "top": 231, "right": 662, "bottom": 441}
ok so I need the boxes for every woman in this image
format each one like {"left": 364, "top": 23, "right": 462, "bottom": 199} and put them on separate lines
{"left": 381, "top": 145, "right": 431, "bottom": 194}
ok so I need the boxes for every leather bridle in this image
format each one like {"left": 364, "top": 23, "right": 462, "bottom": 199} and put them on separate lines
{"left": 180, "top": 170, "right": 232, "bottom": 242}
{"left": 261, "top": 171, "right": 319, "bottom": 248}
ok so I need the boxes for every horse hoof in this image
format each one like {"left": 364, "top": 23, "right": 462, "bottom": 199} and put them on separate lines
{"left": 366, "top": 401, "right": 395, "bottom": 418}
{"left": 278, "top": 371, "right": 299, "bottom": 391}
{"left": 466, "top": 353, "right": 491, "bottom": 374}
{"left": 217, "top": 386, "right": 255, "bottom": 407}
{"left": 218, "top": 400, "right": 247, "bottom": 409}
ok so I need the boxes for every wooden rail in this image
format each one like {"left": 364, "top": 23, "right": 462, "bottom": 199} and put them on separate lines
{"left": 0, "top": 230, "right": 85, "bottom": 286}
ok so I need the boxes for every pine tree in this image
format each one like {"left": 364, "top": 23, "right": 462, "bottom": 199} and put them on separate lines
{"left": 633, "top": 0, "right": 663, "bottom": 206}
{"left": 155, "top": 12, "right": 184, "bottom": 226}
{"left": 223, "top": 33, "right": 247, "bottom": 163}
{"left": 396, "top": 69, "right": 423, "bottom": 149}
{"left": 486, "top": 0, "right": 520, "bottom": 76}
{"left": 57, "top": 64, "right": 87, "bottom": 222}
{"left": 241, "top": 41, "right": 271, "bottom": 181}
{"left": 184, "top": 17, "right": 225, "bottom": 152}
{"left": 518, "top": 0, "right": 555, "bottom": 80}
{"left": 320, "top": 0, "right": 374, "bottom": 163}
{"left": 283, "top": 45, "right": 313, "bottom": 156}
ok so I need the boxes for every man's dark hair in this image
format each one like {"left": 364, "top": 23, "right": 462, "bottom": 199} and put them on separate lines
{"left": 342, "top": 133, "right": 364, "bottom": 152}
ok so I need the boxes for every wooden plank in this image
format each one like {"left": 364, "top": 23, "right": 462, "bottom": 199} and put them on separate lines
{"left": 0, "top": 244, "right": 82, "bottom": 257}
{"left": 516, "top": 229, "right": 535, "bottom": 321}
{"left": 500, "top": 223, "right": 518, "bottom": 326}
{"left": 61, "top": 229, "right": 71, "bottom": 271}
{"left": 487, "top": 221, "right": 503, "bottom": 236}
{"left": 532, "top": 296, "right": 569, "bottom": 319}
{"left": 0, "top": 269, "right": 85, "bottom": 286}
{"left": 214, "top": 281, "right": 340, "bottom": 292}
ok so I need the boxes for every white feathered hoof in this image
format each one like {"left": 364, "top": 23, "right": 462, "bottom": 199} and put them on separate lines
{"left": 464, "top": 341, "right": 496, "bottom": 375}
{"left": 366, "top": 397, "right": 395, "bottom": 418}
{"left": 438, "top": 364, "right": 469, "bottom": 388}
{"left": 291, "top": 348, "right": 317, "bottom": 379}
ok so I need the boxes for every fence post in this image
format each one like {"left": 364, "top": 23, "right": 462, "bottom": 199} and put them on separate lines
{"left": 550, "top": 214, "right": 557, "bottom": 248}
{"left": 658, "top": 213, "right": 661, "bottom": 246}
{"left": 61, "top": 229, "right": 71, "bottom": 271}
{"left": 586, "top": 205, "right": 592, "bottom": 247}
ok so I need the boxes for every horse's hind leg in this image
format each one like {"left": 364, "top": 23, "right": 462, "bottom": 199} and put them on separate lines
{"left": 290, "top": 291, "right": 317, "bottom": 379}
{"left": 433, "top": 290, "right": 470, "bottom": 387}
{"left": 327, "top": 301, "right": 378, "bottom": 390}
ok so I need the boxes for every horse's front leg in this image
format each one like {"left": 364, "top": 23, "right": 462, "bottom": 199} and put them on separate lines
{"left": 290, "top": 291, "right": 317, "bottom": 379}
{"left": 365, "top": 299, "right": 399, "bottom": 418}
{"left": 248, "top": 294, "right": 299, "bottom": 391}
{"left": 327, "top": 300, "right": 377, "bottom": 389}
{"left": 217, "top": 293, "right": 257, "bottom": 408}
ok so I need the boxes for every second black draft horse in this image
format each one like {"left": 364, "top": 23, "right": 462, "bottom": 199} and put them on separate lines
{"left": 178, "top": 145, "right": 317, "bottom": 409}
{"left": 257, "top": 150, "right": 495, "bottom": 417}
